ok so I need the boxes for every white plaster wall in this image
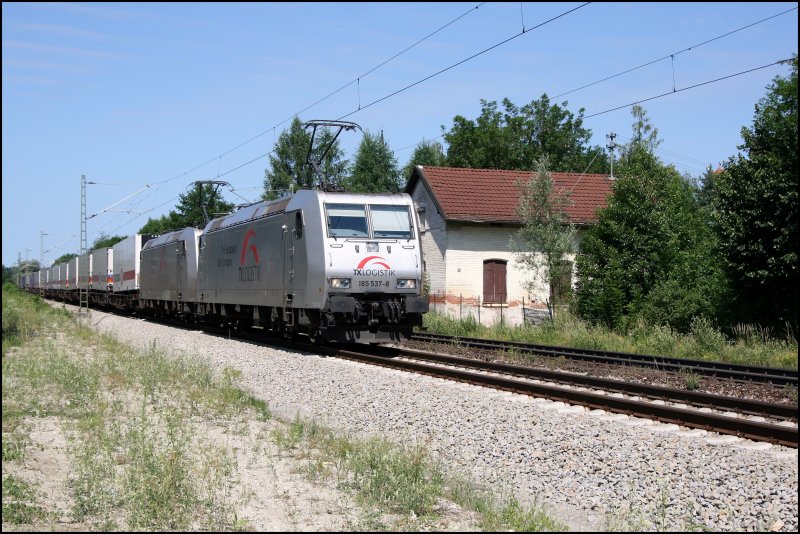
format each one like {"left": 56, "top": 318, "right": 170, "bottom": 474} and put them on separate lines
{"left": 410, "top": 182, "right": 447, "bottom": 295}
{"left": 441, "top": 224, "right": 580, "bottom": 325}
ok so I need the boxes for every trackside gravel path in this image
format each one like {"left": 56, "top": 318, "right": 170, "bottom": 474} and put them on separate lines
{"left": 85, "top": 307, "right": 798, "bottom": 532}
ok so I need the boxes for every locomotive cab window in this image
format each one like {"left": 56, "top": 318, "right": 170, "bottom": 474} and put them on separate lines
{"left": 294, "top": 211, "right": 303, "bottom": 239}
{"left": 370, "top": 205, "right": 413, "bottom": 239}
{"left": 326, "top": 204, "right": 368, "bottom": 237}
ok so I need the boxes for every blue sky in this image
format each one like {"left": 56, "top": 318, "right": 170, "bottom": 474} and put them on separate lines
{"left": 3, "top": 2, "right": 797, "bottom": 267}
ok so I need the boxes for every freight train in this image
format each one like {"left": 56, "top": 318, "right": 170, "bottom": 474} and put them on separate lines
{"left": 24, "top": 189, "right": 429, "bottom": 343}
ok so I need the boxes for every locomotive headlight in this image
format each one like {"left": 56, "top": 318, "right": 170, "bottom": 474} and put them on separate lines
{"left": 396, "top": 279, "right": 416, "bottom": 289}
{"left": 330, "top": 278, "right": 351, "bottom": 289}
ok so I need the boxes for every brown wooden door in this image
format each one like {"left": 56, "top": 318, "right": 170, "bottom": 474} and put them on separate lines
{"left": 483, "top": 260, "right": 506, "bottom": 303}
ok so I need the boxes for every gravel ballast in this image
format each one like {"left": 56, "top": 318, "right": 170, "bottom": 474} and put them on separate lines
{"left": 82, "top": 307, "right": 798, "bottom": 532}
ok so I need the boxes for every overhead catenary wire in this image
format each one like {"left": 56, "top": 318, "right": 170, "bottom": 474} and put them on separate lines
{"left": 190, "top": 18, "right": 792, "bottom": 195}
{"left": 92, "top": 2, "right": 589, "bottom": 240}
{"left": 106, "top": 194, "right": 182, "bottom": 236}
{"left": 84, "top": 2, "right": 490, "bottom": 238}
{"left": 391, "top": 7, "right": 798, "bottom": 160}
{"left": 88, "top": 185, "right": 151, "bottom": 219}
{"left": 198, "top": 3, "right": 590, "bottom": 195}
{"left": 551, "top": 6, "right": 797, "bottom": 100}
{"left": 584, "top": 58, "right": 792, "bottom": 119}
{"left": 155, "top": 1, "right": 489, "bottom": 187}
{"left": 336, "top": 3, "right": 592, "bottom": 121}
{"left": 84, "top": 5, "right": 793, "bottom": 245}
{"left": 614, "top": 134, "right": 710, "bottom": 174}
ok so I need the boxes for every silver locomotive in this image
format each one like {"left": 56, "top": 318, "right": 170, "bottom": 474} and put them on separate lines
{"left": 193, "top": 189, "right": 428, "bottom": 342}
{"left": 29, "top": 121, "right": 429, "bottom": 343}
{"left": 30, "top": 192, "right": 429, "bottom": 343}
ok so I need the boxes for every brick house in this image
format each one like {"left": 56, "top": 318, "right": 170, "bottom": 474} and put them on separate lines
{"left": 406, "top": 166, "right": 613, "bottom": 325}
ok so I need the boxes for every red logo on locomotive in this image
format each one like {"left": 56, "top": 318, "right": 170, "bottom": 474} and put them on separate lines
{"left": 357, "top": 256, "right": 391, "bottom": 269}
{"left": 239, "top": 228, "right": 261, "bottom": 282}
{"left": 240, "top": 228, "right": 260, "bottom": 266}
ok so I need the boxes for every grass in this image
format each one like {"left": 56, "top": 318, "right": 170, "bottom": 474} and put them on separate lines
{"left": 2, "top": 284, "right": 262, "bottom": 530}
{"left": 270, "top": 414, "right": 567, "bottom": 531}
{"left": 421, "top": 310, "right": 798, "bottom": 369}
{"left": 2, "top": 474, "right": 47, "bottom": 525}
{"left": 3, "top": 284, "right": 567, "bottom": 531}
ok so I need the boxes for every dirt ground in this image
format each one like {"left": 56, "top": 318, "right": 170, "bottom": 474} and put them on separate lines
{"left": 2, "top": 326, "right": 481, "bottom": 532}
{"left": 2, "top": 411, "right": 479, "bottom": 532}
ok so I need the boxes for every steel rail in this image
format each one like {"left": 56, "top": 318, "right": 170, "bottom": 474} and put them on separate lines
{"left": 411, "top": 332, "right": 799, "bottom": 386}
{"left": 112, "top": 319, "right": 800, "bottom": 447}
{"left": 361, "top": 345, "right": 797, "bottom": 421}
{"left": 329, "top": 347, "right": 798, "bottom": 448}
{"left": 52, "top": 300, "right": 797, "bottom": 448}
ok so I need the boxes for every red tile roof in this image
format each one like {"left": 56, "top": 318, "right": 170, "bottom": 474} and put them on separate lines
{"left": 407, "top": 166, "right": 614, "bottom": 225}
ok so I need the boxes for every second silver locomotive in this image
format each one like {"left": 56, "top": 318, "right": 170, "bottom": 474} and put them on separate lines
{"left": 138, "top": 189, "right": 428, "bottom": 342}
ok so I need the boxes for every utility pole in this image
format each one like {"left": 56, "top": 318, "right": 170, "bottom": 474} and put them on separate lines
{"left": 40, "top": 231, "right": 48, "bottom": 268}
{"left": 41, "top": 231, "right": 48, "bottom": 296}
{"left": 21, "top": 250, "right": 31, "bottom": 288}
{"left": 606, "top": 132, "right": 617, "bottom": 179}
{"left": 79, "top": 175, "right": 89, "bottom": 314}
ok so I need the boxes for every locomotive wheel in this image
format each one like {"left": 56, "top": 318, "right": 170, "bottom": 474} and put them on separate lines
{"left": 282, "top": 328, "right": 297, "bottom": 341}
{"left": 306, "top": 328, "right": 322, "bottom": 344}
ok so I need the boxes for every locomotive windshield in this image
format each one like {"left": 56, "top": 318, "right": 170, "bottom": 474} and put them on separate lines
{"left": 326, "top": 204, "right": 368, "bottom": 237}
{"left": 326, "top": 203, "right": 413, "bottom": 239}
{"left": 370, "top": 205, "right": 412, "bottom": 238}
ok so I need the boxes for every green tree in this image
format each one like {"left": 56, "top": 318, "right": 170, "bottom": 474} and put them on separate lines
{"left": 345, "top": 131, "right": 401, "bottom": 192}
{"left": 709, "top": 57, "right": 798, "bottom": 330}
{"left": 138, "top": 184, "right": 234, "bottom": 234}
{"left": 90, "top": 233, "right": 127, "bottom": 250}
{"left": 625, "top": 104, "right": 662, "bottom": 155}
{"left": 176, "top": 184, "right": 235, "bottom": 228}
{"left": 575, "top": 107, "right": 727, "bottom": 332}
{"left": 52, "top": 253, "right": 78, "bottom": 265}
{"left": 139, "top": 211, "right": 184, "bottom": 235}
{"left": 262, "top": 117, "right": 348, "bottom": 200}
{"left": 512, "top": 158, "right": 576, "bottom": 319}
{"left": 443, "top": 95, "right": 607, "bottom": 173}
{"left": 402, "top": 139, "right": 446, "bottom": 181}
{"left": 696, "top": 164, "right": 719, "bottom": 208}
{"left": 2, "top": 264, "right": 15, "bottom": 285}
{"left": 4, "top": 260, "right": 42, "bottom": 286}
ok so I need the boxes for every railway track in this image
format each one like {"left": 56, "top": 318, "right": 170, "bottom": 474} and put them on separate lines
{"left": 411, "top": 332, "right": 799, "bottom": 387}
{"left": 67, "top": 302, "right": 798, "bottom": 448}
{"left": 331, "top": 343, "right": 798, "bottom": 448}
{"left": 214, "top": 328, "right": 796, "bottom": 448}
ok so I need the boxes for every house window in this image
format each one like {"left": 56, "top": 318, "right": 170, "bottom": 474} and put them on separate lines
{"left": 483, "top": 260, "right": 507, "bottom": 304}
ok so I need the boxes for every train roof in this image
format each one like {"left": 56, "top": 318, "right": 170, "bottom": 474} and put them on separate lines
{"left": 142, "top": 227, "right": 201, "bottom": 250}
{"left": 202, "top": 189, "right": 413, "bottom": 235}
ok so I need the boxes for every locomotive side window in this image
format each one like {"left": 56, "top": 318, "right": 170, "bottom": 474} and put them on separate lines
{"left": 294, "top": 211, "right": 303, "bottom": 239}
{"left": 370, "top": 205, "right": 413, "bottom": 239}
{"left": 326, "top": 204, "right": 368, "bottom": 237}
